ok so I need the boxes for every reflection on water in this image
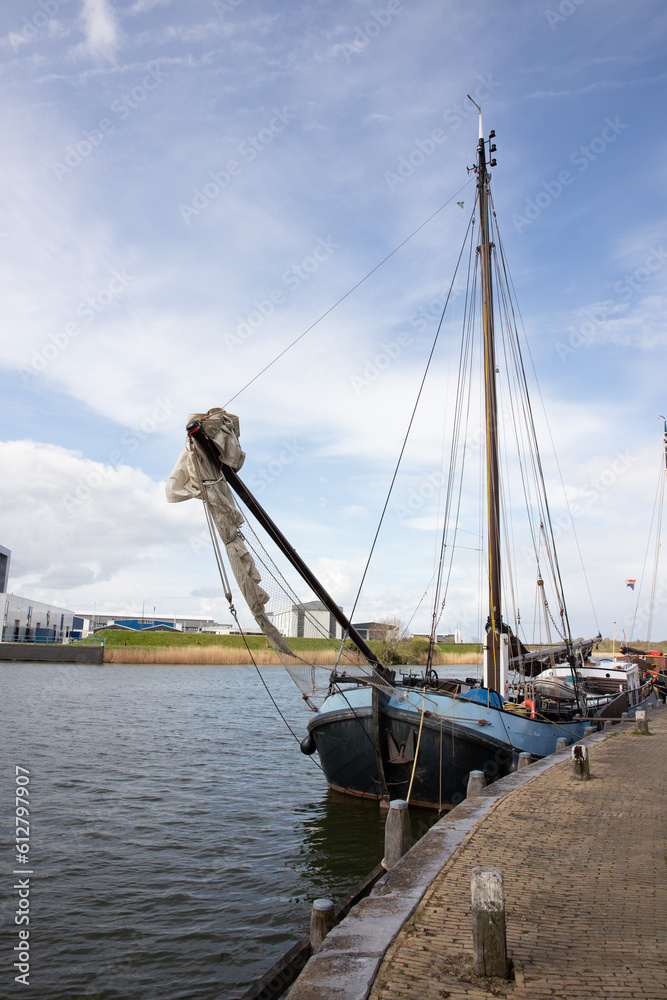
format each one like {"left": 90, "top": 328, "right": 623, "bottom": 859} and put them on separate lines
{"left": 1, "top": 662, "right": 422, "bottom": 1000}
{"left": 293, "top": 791, "right": 386, "bottom": 890}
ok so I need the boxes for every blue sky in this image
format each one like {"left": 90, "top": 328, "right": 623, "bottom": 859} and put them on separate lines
{"left": 1, "top": 0, "right": 666, "bottom": 642}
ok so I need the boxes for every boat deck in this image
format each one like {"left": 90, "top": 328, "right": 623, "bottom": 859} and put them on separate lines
{"left": 288, "top": 703, "right": 667, "bottom": 999}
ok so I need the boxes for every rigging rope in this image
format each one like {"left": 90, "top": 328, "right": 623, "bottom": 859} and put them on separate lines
{"left": 631, "top": 431, "right": 666, "bottom": 641}
{"left": 406, "top": 687, "right": 426, "bottom": 804}
{"left": 347, "top": 210, "right": 477, "bottom": 627}
{"left": 491, "top": 200, "right": 600, "bottom": 636}
{"left": 224, "top": 180, "right": 473, "bottom": 409}
{"left": 429, "top": 213, "right": 479, "bottom": 650}
{"left": 193, "top": 447, "right": 326, "bottom": 764}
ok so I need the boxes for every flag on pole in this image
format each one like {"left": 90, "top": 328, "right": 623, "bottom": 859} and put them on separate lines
{"left": 625, "top": 579, "right": 636, "bottom": 590}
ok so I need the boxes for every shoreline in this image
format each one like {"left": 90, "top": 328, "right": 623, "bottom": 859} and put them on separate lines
{"left": 103, "top": 647, "right": 484, "bottom": 666}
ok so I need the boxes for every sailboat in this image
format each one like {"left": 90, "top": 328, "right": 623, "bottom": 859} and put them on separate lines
{"left": 167, "top": 109, "right": 657, "bottom": 811}
{"left": 619, "top": 418, "right": 667, "bottom": 696}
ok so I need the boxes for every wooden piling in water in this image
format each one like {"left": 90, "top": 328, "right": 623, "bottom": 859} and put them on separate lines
{"left": 471, "top": 866, "right": 508, "bottom": 978}
{"left": 309, "top": 899, "right": 334, "bottom": 952}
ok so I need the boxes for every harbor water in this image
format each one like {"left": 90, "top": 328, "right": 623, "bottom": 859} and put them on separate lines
{"left": 0, "top": 661, "right": 468, "bottom": 999}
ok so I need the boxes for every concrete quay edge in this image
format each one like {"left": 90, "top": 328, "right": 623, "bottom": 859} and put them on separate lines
{"left": 285, "top": 712, "right": 654, "bottom": 1000}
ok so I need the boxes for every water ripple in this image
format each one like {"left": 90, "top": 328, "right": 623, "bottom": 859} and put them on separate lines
{"left": 1, "top": 662, "right": 386, "bottom": 999}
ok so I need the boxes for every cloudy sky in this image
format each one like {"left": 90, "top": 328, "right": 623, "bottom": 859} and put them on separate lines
{"left": 1, "top": 0, "right": 666, "bottom": 642}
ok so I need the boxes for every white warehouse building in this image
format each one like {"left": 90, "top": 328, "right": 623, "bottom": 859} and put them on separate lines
{"left": 269, "top": 600, "right": 343, "bottom": 640}
{"left": 2, "top": 593, "right": 76, "bottom": 643}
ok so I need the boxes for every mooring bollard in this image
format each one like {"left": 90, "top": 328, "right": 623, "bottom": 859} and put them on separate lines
{"left": 572, "top": 744, "right": 590, "bottom": 780}
{"left": 621, "top": 712, "right": 629, "bottom": 722}
{"left": 517, "top": 752, "right": 532, "bottom": 770}
{"left": 583, "top": 725, "right": 596, "bottom": 737}
{"left": 383, "top": 799, "right": 411, "bottom": 868}
{"left": 467, "top": 770, "right": 486, "bottom": 797}
{"left": 603, "top": 719, "right": 613, "bottom": 730}
{"left": 471, "top": 866, "right": 508, "bottom": 978}
{"left": 555, "top": 737, "right": 568, "bottom": 750}
{"left": 635, "top": 709, "right": 649, "bottom": 735}
{"left": 310, "top": 898, "right": 334, "bottom": 952}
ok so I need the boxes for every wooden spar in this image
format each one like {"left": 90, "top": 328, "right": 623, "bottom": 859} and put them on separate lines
{"left": 476, "top": 112, "right": 502, "bottom": 693}
{"left": 186, "top": 419, "right": 390, "bottom": 675}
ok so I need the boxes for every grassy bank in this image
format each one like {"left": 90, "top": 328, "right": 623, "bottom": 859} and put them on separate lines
{"left": 93, "top": 630, "right": 483, "bottom": 666}
{"left": 90, "top": 629, "right": 667, "bottom": 666}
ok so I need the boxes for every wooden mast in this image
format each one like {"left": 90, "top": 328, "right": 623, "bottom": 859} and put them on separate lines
{"left": 473, "top": 103, "right": 502, "bottom": 693}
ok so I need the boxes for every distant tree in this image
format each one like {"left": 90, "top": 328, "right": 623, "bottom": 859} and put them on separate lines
{"left": 410, "top": 637, "right": 431, "bottom": 661}
{"left": 374, "top": 616, "right": 403, "bottom": 664}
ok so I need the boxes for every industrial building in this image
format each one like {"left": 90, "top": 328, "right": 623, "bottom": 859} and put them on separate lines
{"left": 268, "top": 600, "right": 343, "bottom": 640}
{"left": 2, "top": 592, "right": 76, "bottom": 642}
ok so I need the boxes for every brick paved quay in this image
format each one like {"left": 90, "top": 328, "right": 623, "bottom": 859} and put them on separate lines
{"left": 287, "top": 705, "right": 667, "bottom": 1000}
{"left": 369, "top": 708, "right": 667, "bottom": 1000}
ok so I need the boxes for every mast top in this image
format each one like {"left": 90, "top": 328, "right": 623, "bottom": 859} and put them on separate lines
{"left": 467, "top": 94, "right": 483, "bottom": 139}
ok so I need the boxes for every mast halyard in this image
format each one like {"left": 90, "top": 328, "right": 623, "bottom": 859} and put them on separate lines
{"left": 472, "top": 104, "right": 502, "bottom": 693}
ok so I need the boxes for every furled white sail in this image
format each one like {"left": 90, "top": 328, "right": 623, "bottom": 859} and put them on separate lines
{"left": 166, "top": 408, "right": 292, "bottom": 655}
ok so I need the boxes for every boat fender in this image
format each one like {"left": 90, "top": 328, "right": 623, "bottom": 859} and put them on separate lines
{"left": 521, "top": 699, "right": 536, "bottom": 719}
{"left": 300, "top": 734, "right": 317, "bottom": 756}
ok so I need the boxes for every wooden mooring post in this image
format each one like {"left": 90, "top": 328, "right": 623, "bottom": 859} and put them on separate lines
{"left": 471, "top": 866, "right": 508, "bottom": 978}
{"left": 310, "top": 899, "right": 334, "bottom": 952}
{"left": 635, "top": 709, "right": 649, "bottom": 735}
{"left": 467, "top": 770, "right": 485, "bottom": 797}
{"left": 383, "top": 799, "right": 411, "bottom": 868}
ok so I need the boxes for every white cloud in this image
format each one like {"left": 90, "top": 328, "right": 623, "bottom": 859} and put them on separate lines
{"left": 78, "top": 0, "right": 119, "bottom": 60}
{"left": 0, "top": 0, "right": 665, "bottom": 642}
{"left": 340, "top": 505, "right": 368, "bottom": 518}
{"left": 0, "top": 439, "right": 196, "bottom": 602}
